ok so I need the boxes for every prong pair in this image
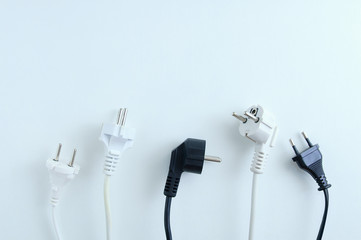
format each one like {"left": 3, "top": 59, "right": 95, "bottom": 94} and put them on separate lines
{"left": 117, "top": 108, "right": 128, "bottom": 126}
{"left": 289, "top": 132, "right": 313, "bottom": 155}
{"left": 232, "top": 111, "right": 259, "bottom": 123}
{"left": 54, "top": 143, "right": 77, "bottom": 167}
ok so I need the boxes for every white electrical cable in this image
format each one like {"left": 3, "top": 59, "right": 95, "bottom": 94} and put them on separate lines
{"left": 51, "top": 206, "right": 61, "bottom": 240}
{"left": 249, "top": 173, "right": 257, "bottom": 240}
{"left": 104, "top": 175, "right": 111, "bottom": 240}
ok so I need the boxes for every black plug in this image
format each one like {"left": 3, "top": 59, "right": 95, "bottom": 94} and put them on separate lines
{"left": 163, "top": 138, "right": 221, "bottom": 197}
{"left": 290, "top": 132, "right": 331, "bottom": 191}
{"left": 163, "top": 138, "right": 221, "bottom": 240}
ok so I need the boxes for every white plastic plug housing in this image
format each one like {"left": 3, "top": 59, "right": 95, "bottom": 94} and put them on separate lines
{"left": 235, "top": 105, "right": 278, "bottom": 174}
{"left": 99, "top": 109, "right": 135, "bottom": 176}
{"left": 46, "top": 156, "right": 79, "bottom": 206}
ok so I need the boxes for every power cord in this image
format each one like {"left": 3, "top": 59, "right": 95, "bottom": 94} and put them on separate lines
{"left": 46, "top": 143, "right": 79, "bottom": 240}
{"left": 163, "top": 138, "right": 221, "bottom": 240}
{"left": 233, "top": 105, "right": 278, "bottom": 240}
{"left": 164, "top": 196, "right": 172, "bottom": 240}
{"left": 289, "top": 132, "right": 331, "bottom": 240}
{"left": 99, "top": 108, "right": 135, "bottom": 240}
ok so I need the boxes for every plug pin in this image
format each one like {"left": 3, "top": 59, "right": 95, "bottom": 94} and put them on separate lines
{"left": 302, "top": 131, "right": 313, "bottom": 147}
{"left": 289, "top": 139, "right": 300, "bottom": 155}
{"left": 117, "top": 108, "right": 123, "bottom": 125}
{"left": 68, "top": 149, "right": 77, "bottom": 167}
{"left": 121, "top": 108, "right": 128, "bottom": 126}
{"left": 204, "top": 155, "right": 222, "bottom": 163}
{"left": 117, "top": 108, "right": 128, "bottom": 126}
{"left": 54, "top": 143, "right": 62, "bottom": 161}
{"left": 232, "top": 112, "right": 247, "bottom": 123}
{"left": 245, "top": 112, "right": 259, "bottom": 123}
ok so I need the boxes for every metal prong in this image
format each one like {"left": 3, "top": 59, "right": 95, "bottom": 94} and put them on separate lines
{"left": 301, "top": 131, "right": 313, "bottom": 147}
{"left": 68, "top": 149, "right": 77, "bottom": 167}
{"left": 117, "top": 108, "right": 123, "bottom": 125}
{"left": 117, "top": 108, "right": 128, "bottom": 126}
{"left": 289, "top": 139, "right": 300, "bottom": 155}
{"left": 244, "top": 112, "right": 259, "bottom": 122}
{"left": 121, "top": 108, "right": 128, "bottom": 126}
{"left": 54, "top": 143, "right": 62, "bottom": 161}
{"left": 204, "top": 155, "right": 222, "bottom": 163}
{"left": 232, "top": 112, "right": 247, "bottom": 123}
{"left": 301, "top": 132, "right": 308, "bottom": 140}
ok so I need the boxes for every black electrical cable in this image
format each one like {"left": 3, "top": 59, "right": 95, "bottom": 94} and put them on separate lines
{"left": 164, "top": 196, "right": 172, "bottom": 240}
{"left": 317, "top": 189, "right": 329, "bottom": 240}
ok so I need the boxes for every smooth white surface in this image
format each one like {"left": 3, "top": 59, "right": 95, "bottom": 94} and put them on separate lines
{"left": 0, "top": 1, "right": 360, "bottom": 239}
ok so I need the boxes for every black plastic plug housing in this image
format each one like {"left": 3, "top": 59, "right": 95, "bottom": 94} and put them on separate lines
{"left": 290, "top": 133, "right": 331, "bottom": 191}
{"left": 163, "top": 138, "right": 219, "bottom": 197}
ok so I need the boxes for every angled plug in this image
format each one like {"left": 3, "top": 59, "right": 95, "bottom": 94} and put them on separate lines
{"left": 163, "top": 138, "right": 221, "bottom": 198}
{"left": 163, "top": 138, "right": 221, "bottom": 240}
{"left": 290, "top": 132, "right": 331, "bottom": 191}
{"left": 100, "top": 108, "right": 136, "bottom": 176}
{"left": 46, "top": 143, "right": 79, "bottom": 206}
{"left": 233, "top": 105, "right": 278, "bottom": 240}
{"left": 233, "top": 105, "right": 278, "bottom": 174}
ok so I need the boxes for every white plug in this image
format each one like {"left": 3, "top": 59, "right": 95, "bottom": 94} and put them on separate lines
{"left": 99, "top": 108, "right": 135, "bottom": 176}
{"left": 46, "top": 143, "right": 79, "bottom": 206}
{"left": 46, "top": 144, "right": 79, "bottom": 240}
{"left": 100, "top": 108, "right": 136, "bottom": 240}
{"left": 233, "top": 105, "right": 278, "bottom": 240}
{"left": 233, "top": 105, "right": 278, "bottom": 174}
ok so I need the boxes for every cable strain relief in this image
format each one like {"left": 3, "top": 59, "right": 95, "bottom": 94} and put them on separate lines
{"left": 104, "top": 151, "right": 121, "bottom": 176}
{"left": 164, "top": 173, "right": 181, "bottom": 197}
{"left": 316, "top": 175, "right": 332, "bottom": 191}
{"left": 50, "top": 197, "right": 59, "bottom": 207}
{"left": 250, "top": 150, "right": 268, "bottom": 174}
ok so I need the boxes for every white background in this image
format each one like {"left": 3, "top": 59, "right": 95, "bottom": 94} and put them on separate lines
{"left": 0, "top": 1, "right": 360, "bottom": 239}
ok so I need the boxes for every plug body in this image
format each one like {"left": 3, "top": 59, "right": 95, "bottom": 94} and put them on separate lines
{"left": 163, "top": 138, "right": 220, "bottom": 197}
{"left": 47, "top": 145, "right": 79, "bottom": 206}
{"left": 99, "top": 108, "right": 135, "bottom": 176}
{"left": 233, "top": 105, "right": 278, "bottom": 174}
{"left": 290, "top": 133, "right": 331, "bottom": 191}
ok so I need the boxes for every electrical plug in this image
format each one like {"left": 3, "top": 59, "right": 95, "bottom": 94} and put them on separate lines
{"left": 289, "top": 132, "right": 331, "bottom": 240}
{"left": 290, "top": 132, "right": 331, "bottom": 191}
{"left": 46, "top": 143, "right": 79, "bottom": 206}
{"left": 99, "top": 108, "right": 136, "bottom": 176}
{"left": 163, "top": 138, "right": 221, "bottom": 198}
{"left": 163, "top": 139, "right": 221, "bottom": 240}
{"left": 233, "top": 104, "right": 278, "bottom": 174}
{"left": 99, "top": 108, "right": 136, "bottom": 240}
